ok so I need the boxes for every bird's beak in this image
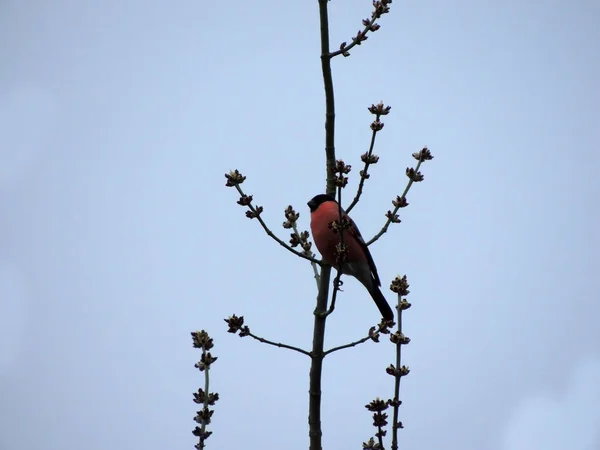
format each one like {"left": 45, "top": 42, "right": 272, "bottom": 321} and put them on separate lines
{"left": 307, "top": 200, "right": 315, "bottom": 210}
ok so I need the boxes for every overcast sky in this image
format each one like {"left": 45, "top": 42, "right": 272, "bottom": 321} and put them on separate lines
{"left": 1, "top": 1, "right": 599, "bottom": 449}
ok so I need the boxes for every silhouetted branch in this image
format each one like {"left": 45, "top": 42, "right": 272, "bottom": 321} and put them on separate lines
{"left": 293, "top": 221, "right": 321, "bottom": 287}
{"left": 323, "top": 167, "right": 352, "bottom": 318}
{"left": 367, "top": 147, "right": 433, "bottom": 246}
{"left": 324, "top": 321, "right": 392, "bottom": 356}
{"left": 224, "top": 314, "right": 311, "bottom": 357}
{"left": 330, "top": 0, "right": 393, "bottom": 58}
{"left": 248, "top": 332, "right": 311, "bottom": 356}
{"left": 225, "top": 171, "right": 322, "bottom": 265}
{"left": 283, "top": 205, "right": 321, "bottom": 286}
{"left": 364, "top": 398, "right": 389, "bottom": 449}
{"left": 346, "top": 102, "right": 391, "bottom": 213}
{"left": 308, "top": 2, "right": 338, "bottom": 447}
{"left": 192, "top": 330, "right": 219, "bottom": 450}
{"left": 388, "top": 275, "right": 411, "bottom": 449}
{"left": 319, "top": 3, "right": 337, "bottom": 195}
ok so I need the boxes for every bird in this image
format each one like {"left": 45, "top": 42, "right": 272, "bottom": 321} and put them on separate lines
{"left": 307, "top": 194, "right": 394, "bottom": 321}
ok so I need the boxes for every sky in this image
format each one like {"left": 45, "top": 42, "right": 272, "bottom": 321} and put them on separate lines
{"left": 1, "top": 1, "right": 599, "bottom": 449}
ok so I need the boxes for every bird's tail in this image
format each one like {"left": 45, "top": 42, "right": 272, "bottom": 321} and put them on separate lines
{"left": 368, "top": 284, "right": 395, "bottom": 321}
{"left": 344, "top": 261, "right": 395, "bottom": 321}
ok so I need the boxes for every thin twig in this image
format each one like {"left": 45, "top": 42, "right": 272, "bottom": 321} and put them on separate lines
{"left": 234, "top": 184, "right": 323, "bottom": 264}
{"left": 329, "top": 1, "right": 391, "bottom": 58}
{"left": 199, "top": 346, "right": 210, "bottom": 449}
{"left": 324, "top": 270, "right": 343, "bottom": 317}
{"left": 346, "top": 126, "right": 379, "bottom": 214}
{"left": 391, "top": 296, "right": 404, "bottom": 450}
{"left": 191, "top": 330, "right": 217, "bottom": 449}
{"left": 324, "top": 322, "right": 388, "bottom": 356}
{"left": 330, "top": 14, "right": 376, "bottom": 58}
{"left": 291, "top": 221, "right": 321, "bottom": 287}
{"left": 324, "top": 335, "right": 370, "bottom": 356}
{"left": 366, "top": 158, "right": 423, "bottom": 246}
{"left": 377, "top": 423, "right": 385, "bottom": 449}
{"left": 323, "top": 186, "right": 346, "bottom": 318}
{"left": 247, "top": 331, "right": 311, "bottom": 357}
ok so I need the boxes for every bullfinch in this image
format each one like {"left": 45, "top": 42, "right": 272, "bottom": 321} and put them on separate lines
{"left": 307, "top": 194, "right": 394, "bottom": 321}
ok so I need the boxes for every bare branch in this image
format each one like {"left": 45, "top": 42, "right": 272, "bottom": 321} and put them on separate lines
{"left": 322, "top": 177, "right": 352, "bottom": 318}
{"left": 345, "top": 131, "right": 378, "bottom": 213}
{"left": 346, "top": 102, "right": 391, "bottom": 213}
{"left": 389, "top": 275, "right": 412, "bottom": 449}
{"left": 308, "top": 0, "right": 335, "bottom": 450}
{"left": 308, "top": 1, "right": 338, "bottom": 447}
{"left": 319, "top": 1, "right": 337, "bottom": 195}
{"left": 292, "top": 221, "right": 321, "bottom": 287}
{"left": 191, "top": 330, "right": 219, "bottom": 449}
{"left": 309, "top": 265, "right": 331, "bottom": 450}
{"left": 330, "top": 0, "right": 393, "bottom": 58}
{"left": 231, "top": 183, "right": 322, "bottom": 264}
{"left": 324, "top": 321, "right": 392, "bottom": 356}
{"left": 325, "top": 334, "right": 370, "bottom": 356}
{"left": 364, "top": 399, "right": 389, "bottom": 449}
{"left": 224, "top": 314, "right": 311, "bottom": 357}
{"left": 247, "top": 331, "right": 311, "bottom": 357}
{"left": 366, "top": 147, "right": 433, "bottom": 246}
{"left": 323, "top": 270, "right": 343, "bottom": 318}
{"left": 283, "top": 205, "right": 321, "bottom": 286}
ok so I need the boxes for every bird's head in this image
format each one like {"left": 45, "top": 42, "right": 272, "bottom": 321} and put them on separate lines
{"left": 307, "top": 194, "right": 336, "bottom": 212}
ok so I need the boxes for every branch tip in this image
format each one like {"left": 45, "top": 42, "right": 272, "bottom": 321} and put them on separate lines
{"left": 225, "top": 169, "right": 246, "bottom": 187}
{"left": 332, "top": 0, "right": 393, "bottom": 58}
{"left": 191, "top": 329, "right": 219, "bottom": 449}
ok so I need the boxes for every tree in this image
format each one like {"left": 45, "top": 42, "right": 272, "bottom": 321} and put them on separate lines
{"left": 192, "top": 1, "right": 433, "bottom": 449}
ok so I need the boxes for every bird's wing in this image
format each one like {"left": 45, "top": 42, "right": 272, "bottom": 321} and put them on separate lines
{"left": 346, "top": 213, "right": 381, "bottom": 287}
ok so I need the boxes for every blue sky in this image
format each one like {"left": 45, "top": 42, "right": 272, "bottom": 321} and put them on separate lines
{"left": 1, "top": 1, "right": 599, "bottom": 449}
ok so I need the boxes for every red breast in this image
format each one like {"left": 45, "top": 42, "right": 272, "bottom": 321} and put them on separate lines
{"left": 310, "top": 201, "right": 367, "bottom": 265}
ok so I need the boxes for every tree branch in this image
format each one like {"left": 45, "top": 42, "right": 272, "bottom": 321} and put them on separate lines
{"left": 324, "top": 322, "right": 390, "bottom": 356}
{"left": 308, "top": 1, "right": 338, "bottom": 447}
{"left": 388, "top": 275, "right": 411, "bottom": 449}
{"left": 366, "top": 151, "right": 428, "bottom": 246}
{"left": 247, "top": 331, "right": 311, "bottom": 357}
{"left": 390, "top": 298, "right": 411, "bottom": 449}
{"left": 291, "top": 221, "right": 321, "bottom": 287}
{"left": 329, "top": 0, "right": 392, "bottom": 58}
{"left": 345, "top": 128, "right": 378, "bottom": 213}
{"left": 324, "top": 336, "right": 370, "bottom": 356}
{"left": 233, "top": 184, "right": 323, "bottom": 264}
{"left": 323, "top": 184, "right": 349, "bottom": 318}
{"left": 345, "top": 103, "right": 390, "bottom": 214}
{"left": 191, "top": 331, "right": 218, "bottom": 449}
{"left": 308, "top": 265, "right": 331, "bottom": 450}
{"left": 224, "top": 315, "right": 311, "bottom": 357}
{"left": 319, "top": 2, "right": 336, "bottom": 196}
